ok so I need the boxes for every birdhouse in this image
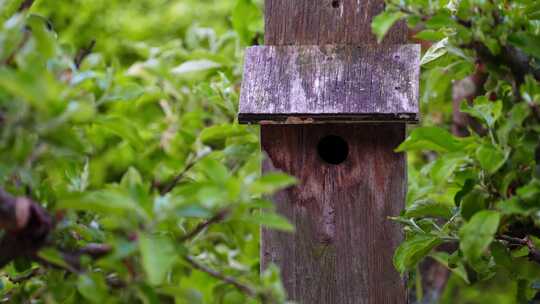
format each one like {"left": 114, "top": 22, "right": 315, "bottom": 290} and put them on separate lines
{"left": 238, "top": 43, "right": 420, "bottom": 303}
{"left": 237, "top": 2, "right": 420, "bottom": 302}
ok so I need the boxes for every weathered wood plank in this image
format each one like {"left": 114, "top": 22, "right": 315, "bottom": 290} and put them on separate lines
{"left": 265, "top": 0, "right": 408, "bottom": 45}
{"left": 257, "top": 0, "right": 412, "bottom": 303}
{"left": 261, "top": 124, "right": 407, "bottom": 303}
{"left": 238, "top": 44, "right": 420, "bottom": 124}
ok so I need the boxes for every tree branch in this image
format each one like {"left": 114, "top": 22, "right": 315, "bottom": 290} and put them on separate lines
{"left": 184, "top": 255, "right": 258, "bottom": 298}
{"left": 497, "top": 235, "right": 540, "bottom": 264}
{"left": 466, "top": 41, "right": 540, "bottom": 88}
{"left": 9, "top": 267, "right": 43, "bottom": 284}
{"left": 18, "top": 0, "right": 35, "bottom": 12}
{"left": 497, "top": 235, "right": 527, "bottom": 246}
{"left": 61, "top": 243, "right": 113, "bottom": 271}
{"left": 0, "top": 188, "right": 52, "bottom": 268}
{"left": 178, "top": 209, "right": 230, "bottom": 242}
{"left": 158, "top": 158, "right": 198, "bottom": 195}
{"left": 74, "top": 40, "right": 96, "bottom": 69}
{"left": 452, "top": 63, "right": 488, "bottom": 137}
{"left": 0, "top": 188, "right": 26, "bottom": 230}
{"left": 0, "top": 187, "right": 118, "bottom": 273}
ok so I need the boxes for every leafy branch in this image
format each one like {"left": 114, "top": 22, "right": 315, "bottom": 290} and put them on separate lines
{"left": 0, "top": 189, "right": 112, "bottom": 271}
{"left": 184, "top": 255, "right": 259, "bottom": 298}
{"left": 497, "top": 235, "right": 540, "bottom": 264}
{"left": 178, "top": 208, "right": 230, "bottom": 242}
{"left": 157, "top": 156, "right": 200, "bottom": 195}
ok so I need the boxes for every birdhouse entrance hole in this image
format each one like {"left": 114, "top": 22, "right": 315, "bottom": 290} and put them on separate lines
{"left": 317, "top": 135, "right": 348, "bottom": 165}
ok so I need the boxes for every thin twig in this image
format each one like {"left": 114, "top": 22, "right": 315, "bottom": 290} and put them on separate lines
{"left": 497, "top": 235, "right": 540, "bottom": 264}
{"left": 9, "top": 267, "right": 43, "bottom": 284}
{"left": 496, "top": 235, "right": 527, "bottom": 246}
{"left": 184, "top": 255, "right": 258, "bottom": 298}
{"left": 18, "top": 0, "right": 35, "bottom": 11}
{"left": 178, "top": 209, "right": 230, "bottom": 242}
{"left": 74, "top": 40, "right": 96, "bottom": 69}
{"left": 159, "top": 158, "right": 198, "bottom": 195}
{"left": 60, "top": 243, "right": 113, "bottom": 271}
{"left": 34, "top": 255, "right": 80, "bottom": 274}
{"left": 3, "top": 31, "right": 30, "bottom": 66}
{"left": 33, "top": 244, "right": 112, "bottom": 275}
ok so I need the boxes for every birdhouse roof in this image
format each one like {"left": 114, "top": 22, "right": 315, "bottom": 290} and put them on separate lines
{"left": 238, "top": 44, "right": 420, "bottom": 124}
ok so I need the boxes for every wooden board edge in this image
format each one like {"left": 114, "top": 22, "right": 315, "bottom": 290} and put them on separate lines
{"left": 238, "top": 113, "right": 420, "bottom": 125}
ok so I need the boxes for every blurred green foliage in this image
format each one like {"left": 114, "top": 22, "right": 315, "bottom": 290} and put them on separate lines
{"left": 0, "top": 0, "right": 293, "bottom": 303}
{"left": 31, "top": 0, "right": 263, "bottom": 62}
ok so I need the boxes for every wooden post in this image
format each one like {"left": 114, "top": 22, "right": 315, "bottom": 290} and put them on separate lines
{"left": 239, "top": 1, "right": 419, "bottom": 303}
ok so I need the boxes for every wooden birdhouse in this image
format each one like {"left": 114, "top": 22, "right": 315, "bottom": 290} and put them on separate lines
{"left": 238, "top": 1, "right": 420, "bottom": 303}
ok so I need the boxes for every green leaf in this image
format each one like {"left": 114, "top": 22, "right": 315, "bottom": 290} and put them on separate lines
{"left": 95, "top": 115, "right": 145, "bottom": 149}
{"left": 139, "top": 234, "right": 177, "bottom": 285}
{"left": 37, "top": 248, "right": 72, "bottom": 271}
{"left": 508, "top": 32, "right": 540, "bottom": 59}
{"left": 13, "top": 257, "right": 32, "bottom": 273}
{"left": 197, "top": 158, "right": 229, "bottom": 184}
{"left": 413, "top": 29, "right": 446, "bottom": 42}
{"left": 232, "top": 0, "right": 262, "bottom": 45}
{"left": 175, "top": 204, "right": 213, "bottom": 219}
{"left": 249, "top": 172, "right": 297, "bottom": 195}
{"left": 0, "top": 13, "right": 25, "bottom": 62}
{"left": 397, "top": 127, "right": 465, "bottom": 153}
{"left": 394, "top": 234, "right": 442, "bottom": 274}
{"left": 461, "top": 189, "right": 488, "bottom": 220}
{"left": 497, "top": 103, "right": 531, "bottom": 146}
{"left": 520, "top": 75, "right": 540, "bottom": 105}
{"left": 120, "top": 167, "right": 144, "bottom": 189}
{"left": 421, "top": 38, "right": 448, "bottom": 66}
{"left": 475, "top": 143, "right": 508, "bottom": 174}
{"left": 0, "top": 68, "right": 58, "bottom": 107}
{"left": 460, "top": 97, "right": 503, "bottom": 129}
{"left": 425, "top": 10, "right": 455, "bottom": 29}
{"left": 58, "top": 188, "right": 150, "bottom": 220}
{"left": 197, "top": 185, "right": 226, "bottom": 208}
{"left": 421, "top": 66, "right": 453, "bottom": 105}
{"left": 517, "top": 180, "right": 540, "bottom": 203}
{"left": 459, "top": 210, "right": 501, "bottom": 262}
{"left": 429, "top": 153, "right": 467, "bottom": 185}
{"left": 430, "top": 252, "right": 469, "bottom": 283}
{"left": 498, "top": 197, "right": 535, "bottom": 216}
{"left": 248, "top": 212, "right": 294, "bottom": 232}
{"left": 77, "top": 274, "right": 108, "bottom": 304}
{"left": 102, "top": 83, "right": 145, "bottom": 103}
{"left": 491, "top": 242, "right": 513, "bottom": 275}
{"left": 200, "top": 124, "right": 248, "bottom": 149}
{"left": 371, "top": 11, "right": 404, "bottom": 43}
{"left": 455, "top": 179, "right": 475, "bottom": 206}
{"left": 26, "top": 14, "right": 57, "bottom": 60}
{"left": 172, "top": 59, "right": 222, "bottom": 75}
{"left": 405, "top": 200, "right": 453, "bottom": 219}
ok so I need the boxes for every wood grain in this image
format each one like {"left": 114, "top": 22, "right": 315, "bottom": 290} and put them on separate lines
{"left": 261, "top": 124, "right": 407, "bottom": 303}
{"left": 256, "top": 0, "right": 412, "bottom": 303}
{"left": 239, "top": 45, "right": 420, "bottom": 124}
{"left": 265, "top": 0, "right": 408, "bottom": 45}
